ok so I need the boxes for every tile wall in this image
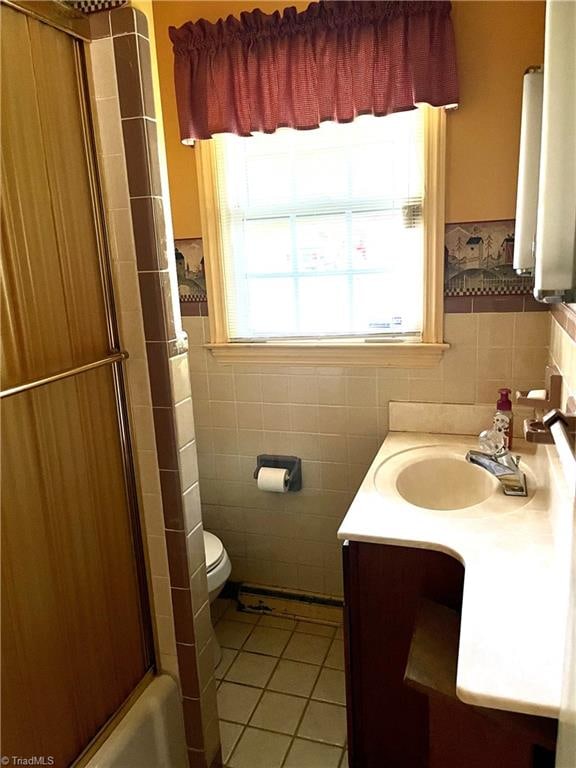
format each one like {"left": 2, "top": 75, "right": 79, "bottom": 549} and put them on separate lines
{"left": 183, "top": 309, "right": 550, "bottom": 598}
{"left": 550, "top": 305, "right": 576, "bottom": 407}
{"left": 88, "top": 9, "right": 219, "bottom": 767}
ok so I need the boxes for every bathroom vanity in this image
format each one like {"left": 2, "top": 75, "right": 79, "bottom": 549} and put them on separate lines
{"left": 339, "top": 430, "right": 571, "bottom": 768}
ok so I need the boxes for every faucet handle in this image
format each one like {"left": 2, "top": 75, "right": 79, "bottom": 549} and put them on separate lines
{"left": 479, "top": 429, "right": 504, "bottom": 454}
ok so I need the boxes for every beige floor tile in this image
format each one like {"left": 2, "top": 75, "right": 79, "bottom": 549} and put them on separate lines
{"left": 296, "top": 621, "right": 336, "bottom": 638}
{"left": 220, "top": 720, "right": 244, "bottom": 763}
{"left": 298, "top": 701, "right": 347, "bottom": 746}
{"left": 324, "top": 639, "right": 345, "bottom": 670}
{"left": 243, "top": 626, "right": 291, "bottom": 657}
{"left": 217, "top": 682, "right": 262, "bottom": 724}
{"left": 335, "top": 626, "right": 344, "bottom": 640}
{"left": 283, "top": 632, "right": 332, "bottom": 665}
{"left": 228, "top": 727, "right": 291, "bottom": 768}
{"left": 284, "top": 738, "right": 343, "bottom": 768}
{"left": 267, "top": 659, "right": 321, "bottom": 697}
{"left": 340, "top": 749, "right": 349, "bottom": 767}
{"left": 215, "top": 620, "right": 253, "bottom": 650}
{"left": 249, "top": 690, "right": 307, "bottom": 735}
{"left": 258, "top": 614, "right": 296, "bottom": 630}
{"left": 312, "top": 668, "right": 346, "bottom": 705}
{"left": 215, "top": 648, "right": 238, "bottom": 680}
{"left": 224, "top": 606, "right": 260, "bottom": 625}
{"left": 225, "top": 651, "right": 278, "bottom": 687}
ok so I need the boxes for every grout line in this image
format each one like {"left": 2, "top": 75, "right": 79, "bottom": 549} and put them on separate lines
{"left": 218, "top": 604, "right": 345, "bottom": 766}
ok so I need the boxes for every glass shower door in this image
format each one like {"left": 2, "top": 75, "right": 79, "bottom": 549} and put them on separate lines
{"left": 1, "top": 5, "right": 153, "bottom": 766}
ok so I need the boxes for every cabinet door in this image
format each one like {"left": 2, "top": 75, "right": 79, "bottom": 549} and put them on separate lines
{"left": 343, "top": 541, "right": 429, "bottom": 768}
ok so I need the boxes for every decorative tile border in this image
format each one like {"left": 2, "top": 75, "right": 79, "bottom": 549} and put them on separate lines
{"left": 444, "top": 219, "right": 533, "bottom": 297}
{"left": 178, "top": 220, "right": 549, "bottom": 320}
{"left": 445, "top": 294, "right": 549, "bottom": 314}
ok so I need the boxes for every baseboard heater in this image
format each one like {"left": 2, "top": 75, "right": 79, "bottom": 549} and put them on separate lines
{"left": 226, "top": 581, "right": 344, "bottom": 609}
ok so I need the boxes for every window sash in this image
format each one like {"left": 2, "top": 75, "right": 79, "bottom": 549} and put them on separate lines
{"left": 213, "top": 114, "right": 428, "bottom": 342}
{"left": 196, "top": 105, "right": 446, "bottom": 366}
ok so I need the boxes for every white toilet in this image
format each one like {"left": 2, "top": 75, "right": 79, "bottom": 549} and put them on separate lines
{"left": 203, "top": 531, "right": 231, "bottom": 666}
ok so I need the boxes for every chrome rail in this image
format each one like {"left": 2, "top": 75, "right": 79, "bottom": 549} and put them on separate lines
{"left": 0, "top": 351, "right": 128, "bottom": 399}
{"left": 543, "top": 409, "right": 576, "bottom": 492}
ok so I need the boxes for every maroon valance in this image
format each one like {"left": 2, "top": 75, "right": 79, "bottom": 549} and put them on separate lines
{"left": 169, "top": 1, "right": 459, "bottom": 142}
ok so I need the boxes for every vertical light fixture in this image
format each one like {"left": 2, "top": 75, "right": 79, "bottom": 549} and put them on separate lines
{"left": 533, "top": 0, "right": 576, "bottom": 303}
{"left": 513, "top": 67, "right": 543, "bottom": 276}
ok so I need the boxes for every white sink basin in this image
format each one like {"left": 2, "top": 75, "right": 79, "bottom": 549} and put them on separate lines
{"left": 395, "top": 456, "right": 497, "bottom": 510}
{"left": 373, "top": 444, "right": 531, "bottom": 514}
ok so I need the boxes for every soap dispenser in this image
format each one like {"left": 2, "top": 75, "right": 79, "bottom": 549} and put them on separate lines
{"left": 494, "top": 388, "right": 514, "bottom": 450}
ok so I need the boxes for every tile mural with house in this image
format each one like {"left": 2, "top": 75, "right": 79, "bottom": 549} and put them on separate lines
{"left": 444, "top": 220, "right": 533, "bottom": 296}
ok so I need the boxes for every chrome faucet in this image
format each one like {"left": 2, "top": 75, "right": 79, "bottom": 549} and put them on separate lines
{"left": 465, "top": 448, "right": 527, "bottom": 496}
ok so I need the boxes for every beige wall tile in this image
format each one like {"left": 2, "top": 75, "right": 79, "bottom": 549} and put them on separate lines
{"left": 237, "top": 402, "right": 263, "bottom": 430}
{"left": 319, "top": 435, "right": 348, "bottom": 463}
{"left": 478, "top": 313, "right": 515, "bottom": 348}
{"left": 147, "top": 533, "right": 169, "bottom": 578}
{"left": 142, "top": 492, "right": 164, "bottom": 536}
{"left": 345, "top": 407, "right": 378, "bottom": 436}
{"left": 170, "top": 353, "right": 192, "bottom": 404}
{"left": 186, "top": 523, "right": 205, "bottom": 575}
{"left": 180, "top": 440, "right": 199, "bottom": 491}
{"left": 514, "top": 311, "right": 550, "bottom": 348}
{"left": 290, "top": 404, "right": 319, "bottom": 433}
{"left": 346, "top": 377, "right": 377, "bottom": 406}
{"left": 109, "top": 208, "right": 136, "bottom": 263}
{"left": 210, "top": 401, "right": 237, "bottom": 428}
{"left": 88, "top": 38, "right": 117, "bottom": 100}
{"left": 263, "top": 403, "right": 291, "bottom": 431}
{"left": 175, "top": 397, "right": 195, "bottom": 447}
{"left": 318, "top": 406, "right": 347, "bottom": 434}
{"left": 183, "top": 483, "right": 202, "bottom": 533}
{"left": 512, "top": 346, "right": 548, "bottom": 381}
{"left": 156, "top": 613, "right": 177, "bottom": 655}
{"left": 235, "top": 373, "right": 263, "bottom": 402}
{"left": 209, "top": 374, "right": 235, "bottom": 401}
{"left": 318, "top": 376, "right": 346, "bottom": 405}
{"left": 101, "top": 154, "right": 130, "bottom": 211}
{"left": 444, "top": 313, "right": 478, "bottom": 345}
{"left": 477, "top": 347, "right": 513, "bottom": 380}
{"left": 137, "top": 450, "right": 161, "bottom": 494}
{"left": 289, "top": 375, "right": 318, "bottom": 404}
{"left": 262, "top": 374, "right": 290, "bottom": 403}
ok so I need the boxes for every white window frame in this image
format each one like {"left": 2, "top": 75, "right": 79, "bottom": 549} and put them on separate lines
{"left": 196, "top": 105, "right": 449, "bottom": 367}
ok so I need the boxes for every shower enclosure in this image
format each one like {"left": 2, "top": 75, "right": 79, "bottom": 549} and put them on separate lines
{"left": 1, "top": 2, "right": 154, "bottom": 764}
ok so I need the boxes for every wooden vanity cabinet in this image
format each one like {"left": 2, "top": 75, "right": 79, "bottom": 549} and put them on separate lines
{"left": 342, "top": 541, "right": 557, "bottom": 768}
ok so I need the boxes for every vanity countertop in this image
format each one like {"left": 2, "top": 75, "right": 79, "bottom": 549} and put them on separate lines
{"left": 338, "top": 431, "right": 573, "bottom": 718}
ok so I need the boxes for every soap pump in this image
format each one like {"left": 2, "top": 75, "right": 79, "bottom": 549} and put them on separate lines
{"left": 494, "top": 388, "right": 514, "bottom": 450}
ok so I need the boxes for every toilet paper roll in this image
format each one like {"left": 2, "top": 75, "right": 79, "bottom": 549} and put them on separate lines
{"left": 257, "top": 466, "right": 289, "bottom": 493}
{"left": 527, "top": 389, "right": 547, "bottom": 400}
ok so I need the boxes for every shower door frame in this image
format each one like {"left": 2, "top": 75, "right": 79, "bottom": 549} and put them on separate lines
{"left": 0, "top": 0, "right": 157, "bottom": 762}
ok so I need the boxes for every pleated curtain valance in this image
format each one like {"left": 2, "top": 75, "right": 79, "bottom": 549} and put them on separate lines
{"left": 169, "top": 1, "right": 459, "bottom": 143}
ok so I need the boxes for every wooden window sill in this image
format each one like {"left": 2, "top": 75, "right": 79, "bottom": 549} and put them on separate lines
{"left": 205, "top": 341, "right": 449, "bottom": 367}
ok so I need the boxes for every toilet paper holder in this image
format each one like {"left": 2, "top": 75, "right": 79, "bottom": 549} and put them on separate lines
{"left": 254, "top": 454, "right": 302, "bottom": 492}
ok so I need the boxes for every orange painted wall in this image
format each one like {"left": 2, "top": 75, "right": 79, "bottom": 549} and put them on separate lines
{"left": 152, "top": 0, "right": 545, "bottom": 239}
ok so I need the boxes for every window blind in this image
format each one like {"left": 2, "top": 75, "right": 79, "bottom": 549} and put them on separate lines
{"left": 212, "top": 111, "right": 425, "bottom": 342}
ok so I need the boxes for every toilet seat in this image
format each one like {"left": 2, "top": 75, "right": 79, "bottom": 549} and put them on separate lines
{"left": 203, "top": 531, "right": 225, "bottom": 573}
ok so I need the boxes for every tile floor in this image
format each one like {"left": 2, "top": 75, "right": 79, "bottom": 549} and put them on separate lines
{"left": 214, "top": 605, "right": 349, "bottom": 768}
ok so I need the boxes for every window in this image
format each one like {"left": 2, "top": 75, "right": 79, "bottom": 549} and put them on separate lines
{"left": 197, "top": 106, "right": 447, "bottom": 366}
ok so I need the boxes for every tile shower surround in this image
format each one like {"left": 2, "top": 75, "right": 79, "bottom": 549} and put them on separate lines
{"left": 183, "top": 309, "right": 550, "bottom": 598}
{"left": 89, "top": 8, "right": 219, "bottom": 767}
{"left": 550, "top": 304, "right": 576, "bottom": 407}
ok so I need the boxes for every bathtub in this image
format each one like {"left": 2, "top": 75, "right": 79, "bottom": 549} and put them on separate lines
{"left": 85, "top": 675, "right": 188, "bottom": 768}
